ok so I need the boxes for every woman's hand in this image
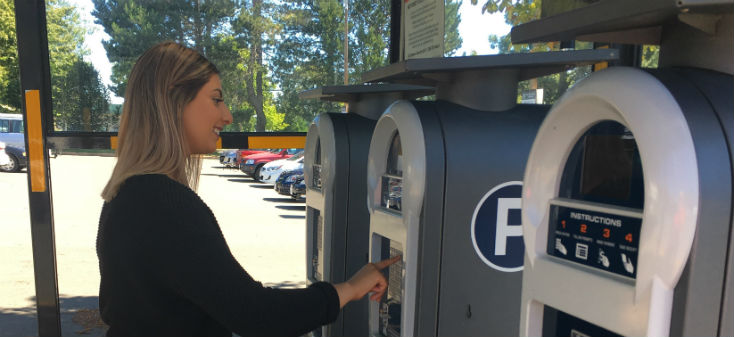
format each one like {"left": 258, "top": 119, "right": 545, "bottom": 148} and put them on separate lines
{"left": 333, "top": 255, "right": 401, "bottom": 308}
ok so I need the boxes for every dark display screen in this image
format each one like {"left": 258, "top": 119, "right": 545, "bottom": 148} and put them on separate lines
{"left": 559, "top": 121, "right": 644, "bottom": 209}
{"left": 378, "top": 236, "right": 403, "bottom": 337}
{"left": 547, "top": 205, "right": 641, "bottom": 279}
{"left": 542, "top": 305, "right": 622, "bottom": 337}
{"left": 580, "top": 135, "right": 636, "bottom": 202}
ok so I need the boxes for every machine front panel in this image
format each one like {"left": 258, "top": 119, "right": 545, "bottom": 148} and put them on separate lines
{"left": 309, "top": 206, "right": 323, "bottom": 281}
{"left": 436, "top": 102, "right": 548, "bottom": 336}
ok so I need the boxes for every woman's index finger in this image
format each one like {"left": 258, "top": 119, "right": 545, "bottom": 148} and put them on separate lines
{"left": 375, "top": 255, "right": 402, "bottom": 270}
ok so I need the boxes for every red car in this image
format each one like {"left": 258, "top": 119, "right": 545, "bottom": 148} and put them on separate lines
{"left": 236, "top": 149, "right": 268, "bottom": 166}
{"left": 240, "top": 148, "right": 301, "bottom": 181}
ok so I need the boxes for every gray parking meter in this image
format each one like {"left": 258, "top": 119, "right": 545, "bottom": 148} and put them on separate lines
{"left": 363, "top": 50, "right": 618, "bottom": 337}
{"left": 521, "top": 65, "right": 733, "bottom": 337}
{"left": 299, "top": 84, "right": 432, "bottom": 337}
{"left": 513, "top": 2, "right": 734, "bottom": 336}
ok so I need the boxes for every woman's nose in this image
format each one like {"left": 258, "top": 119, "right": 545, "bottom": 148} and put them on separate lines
{"left": 223, "top": 106, "right": 233, "bottom": 125}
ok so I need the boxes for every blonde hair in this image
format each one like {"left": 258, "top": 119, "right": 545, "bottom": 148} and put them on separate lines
{"left": 102, "top": 42, "right": 219, "bottom": 201}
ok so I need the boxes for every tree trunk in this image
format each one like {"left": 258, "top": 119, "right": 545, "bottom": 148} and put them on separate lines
{"left": 246, "top": 0, "right": 266, "bottom": 132}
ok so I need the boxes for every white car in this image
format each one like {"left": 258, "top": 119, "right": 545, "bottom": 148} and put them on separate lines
{"left": 0, "top": 142, "right": 10, "bottom": 167}
{"left": 258, "top": 152, "right": 304, "bottom": 184}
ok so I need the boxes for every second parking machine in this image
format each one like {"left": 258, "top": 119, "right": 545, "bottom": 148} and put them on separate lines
{"left": 362, "top": 50, "right": 618, "bottom": 337}
{"left": 513, "top": 1, "right": 734, "bottom": 336}
{"left": 299, "top": 84, "right": 432, "bottom": 337}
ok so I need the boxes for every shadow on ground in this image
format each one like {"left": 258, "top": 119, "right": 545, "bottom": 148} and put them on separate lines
{"left": 248, "top": 184, "right": 272, "bottom": 189}
{"left": 279, "top": 214, "right": 306, "bottom": 219}
{"left": 227, "top": 178, "right": 260, "bottom": 184}
{"left": 275, "top": 205, "right": 306, "bottom": 211}
{"left": 263, "top": 197, "right": 304, "bottom": 203}
{"left": 201, "top": 173, "right": 248, "bottom": 178}
{"left": 0, "top": 295, "right": 107, "bottom": 337}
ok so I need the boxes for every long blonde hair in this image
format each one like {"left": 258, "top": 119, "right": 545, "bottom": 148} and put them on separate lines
{"left": 102, "top": 42, "right": 219, "bottom": 201}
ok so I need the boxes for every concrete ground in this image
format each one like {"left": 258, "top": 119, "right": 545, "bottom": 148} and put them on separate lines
{"left": 0, "top": 156, "right": 307, "bottom": 336}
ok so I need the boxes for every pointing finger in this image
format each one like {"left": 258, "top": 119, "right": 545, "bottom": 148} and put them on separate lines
{"left": 374, "top": 255, "right": 401, "bottom": 270}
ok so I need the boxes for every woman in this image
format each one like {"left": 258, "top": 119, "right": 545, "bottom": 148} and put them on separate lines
{"left": 98, "top": 42, "right": 398, "bottom": 336}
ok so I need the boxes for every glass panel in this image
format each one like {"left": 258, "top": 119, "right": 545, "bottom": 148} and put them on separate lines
{"left": 11, "top": 120, "right": 23, "bottom": 133}
{"left": 381, "top": 132, "right": 403, "bottom": 212}
{"left": 0, "top": 2, "right": 35, "bottom": 331}
{"left": 45, "top": 0, "right": 579, "bottom": 134}
{"left": 559, "top": 121, "right": 644, "bottom": 209}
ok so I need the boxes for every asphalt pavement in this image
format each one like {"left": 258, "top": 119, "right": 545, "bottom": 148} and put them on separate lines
{"left": 0, "top": 155, "right": 307, "bottom": 336}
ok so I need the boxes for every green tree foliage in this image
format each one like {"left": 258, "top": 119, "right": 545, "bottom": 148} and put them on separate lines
{"left": 268, "top": 0, "right": 348, "bottom": 131}
{"left": 444, "top": 0, "right": 463, "bottom": 56}
{"left": 0, "top": 0, "right": 111, "bottom": 131}
{"left": 0, "top": 0, "right": 19, "bottom": 112}
{"left": 90, "top": 0, "right": 462, "bottom": 132}
{"left": 53, "top": 57, "right": 113, "bottom": 131}
{"left": 91, "top": 0, "right": 235, "bottom": 97}
{"left": 641, "top": 45, "right": 659, "bottom": 68}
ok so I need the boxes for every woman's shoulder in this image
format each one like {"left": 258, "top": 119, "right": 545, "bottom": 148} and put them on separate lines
{"left": 115, "top": 174, "right": 199, "bottom": 207}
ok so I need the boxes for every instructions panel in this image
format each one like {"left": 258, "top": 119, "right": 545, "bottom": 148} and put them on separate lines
{"left": 546, "top": 205, "right": 641, "bottom": 279}
{"left": 403, "top": 0, "right": 444, "bottom": 59}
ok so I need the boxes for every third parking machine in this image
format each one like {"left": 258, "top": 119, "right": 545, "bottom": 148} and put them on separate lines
{"left": 299, "top": 84, "right": 433, "bottom": 337}
{"left": 362, "top": 50, "right": 619, "bottom": 337}
{"left": 513, "top": 1, "right": 734, "bottom": 336}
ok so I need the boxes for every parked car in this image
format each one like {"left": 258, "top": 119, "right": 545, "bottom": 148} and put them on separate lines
{"left": 0, "top": 144, "right": 27, "bottom": 172}
{"left": 219, "top": 149, "right": 237, "bottom": 167}
{"left": 0, "top": 113, "right": 24, "bottom": 149}
{"left": 258, "top": 151, "right": 304, "bottom": 184}
{"left": 240, "top": 148, "right": 301, "bottom": 181}
{"left": 236, "top": 149, "right": 269, "bottom": 166}
{"left": 274, "top": 168, "right": 304, "bottom": 196}
{"left": 289, "top": 175, "right": 306, "bottom": 199}
{"left": 0, "top": 142, "right": 10, "bottom": 168}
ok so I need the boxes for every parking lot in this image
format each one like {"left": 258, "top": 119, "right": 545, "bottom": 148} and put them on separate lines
{"left": 0, "top": 155, "right": 307, "bottom": 336}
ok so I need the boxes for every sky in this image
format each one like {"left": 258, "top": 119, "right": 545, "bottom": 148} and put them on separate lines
{"left": 69, "top": 0, "right": 511, "bottom": 104}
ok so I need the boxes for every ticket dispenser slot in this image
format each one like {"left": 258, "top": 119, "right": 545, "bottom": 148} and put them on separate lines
{"left": 521, "top": 67, "right": 733, "bottom": 336}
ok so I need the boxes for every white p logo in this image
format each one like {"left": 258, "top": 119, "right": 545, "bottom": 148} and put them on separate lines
{"left": 471, "top": 181, "right": 525, "bottom": 272}
{"left": 495, "top": 198, "right": 522, "bottom": 256}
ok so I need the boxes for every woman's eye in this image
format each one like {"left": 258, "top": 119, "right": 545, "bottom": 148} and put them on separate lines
{"left": 213, "top": 98, "right": 224, "bottom": 104}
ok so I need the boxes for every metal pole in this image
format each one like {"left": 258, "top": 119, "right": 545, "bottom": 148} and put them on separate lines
{"left": 13, "top": 0, "right": 61, "bottom": 336}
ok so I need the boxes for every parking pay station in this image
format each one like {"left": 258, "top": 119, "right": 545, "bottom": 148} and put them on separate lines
{"left": 299, "top": 84, "right": 432, "bottom": 337}
{"left": 514, "top": 1, "right": 734, "bottom": 336}
{"left": 362, "top": 50, "right": 618, "bottom": 336}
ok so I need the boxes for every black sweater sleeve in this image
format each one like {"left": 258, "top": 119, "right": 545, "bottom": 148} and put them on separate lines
{"left": 129, "top": 175, "right": 339, "bottom": 336}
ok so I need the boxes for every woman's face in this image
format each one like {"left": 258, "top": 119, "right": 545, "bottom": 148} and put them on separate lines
{"left": 182, "top": 74, "right": 232, "bottom": 155}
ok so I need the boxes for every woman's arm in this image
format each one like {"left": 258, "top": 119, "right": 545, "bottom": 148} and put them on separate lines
{"left": 332, "top": 256, "right": 401, "bottom": 308}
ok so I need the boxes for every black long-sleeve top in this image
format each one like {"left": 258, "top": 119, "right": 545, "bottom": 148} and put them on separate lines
{"left": 96, "top": 174, "right": 339, "bottom": 336}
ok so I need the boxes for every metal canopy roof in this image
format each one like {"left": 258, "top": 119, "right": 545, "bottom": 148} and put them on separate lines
{"left": 510, "top": 0, "right": 733, "bottom": 44}
{"left": 298, "top": 84, "right": 433, "bottom": 102}
{"left": 360, "top": 49, "right": 619, "bottom": 85}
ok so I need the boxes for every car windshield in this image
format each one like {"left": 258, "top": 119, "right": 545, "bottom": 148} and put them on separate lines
{"left": 288, "top": 151, "right": 304, "bottom": 161}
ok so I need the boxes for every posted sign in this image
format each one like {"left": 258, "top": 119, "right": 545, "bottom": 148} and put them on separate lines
{"left": 403, "top": 0, "right": 444, "bottom": 60}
